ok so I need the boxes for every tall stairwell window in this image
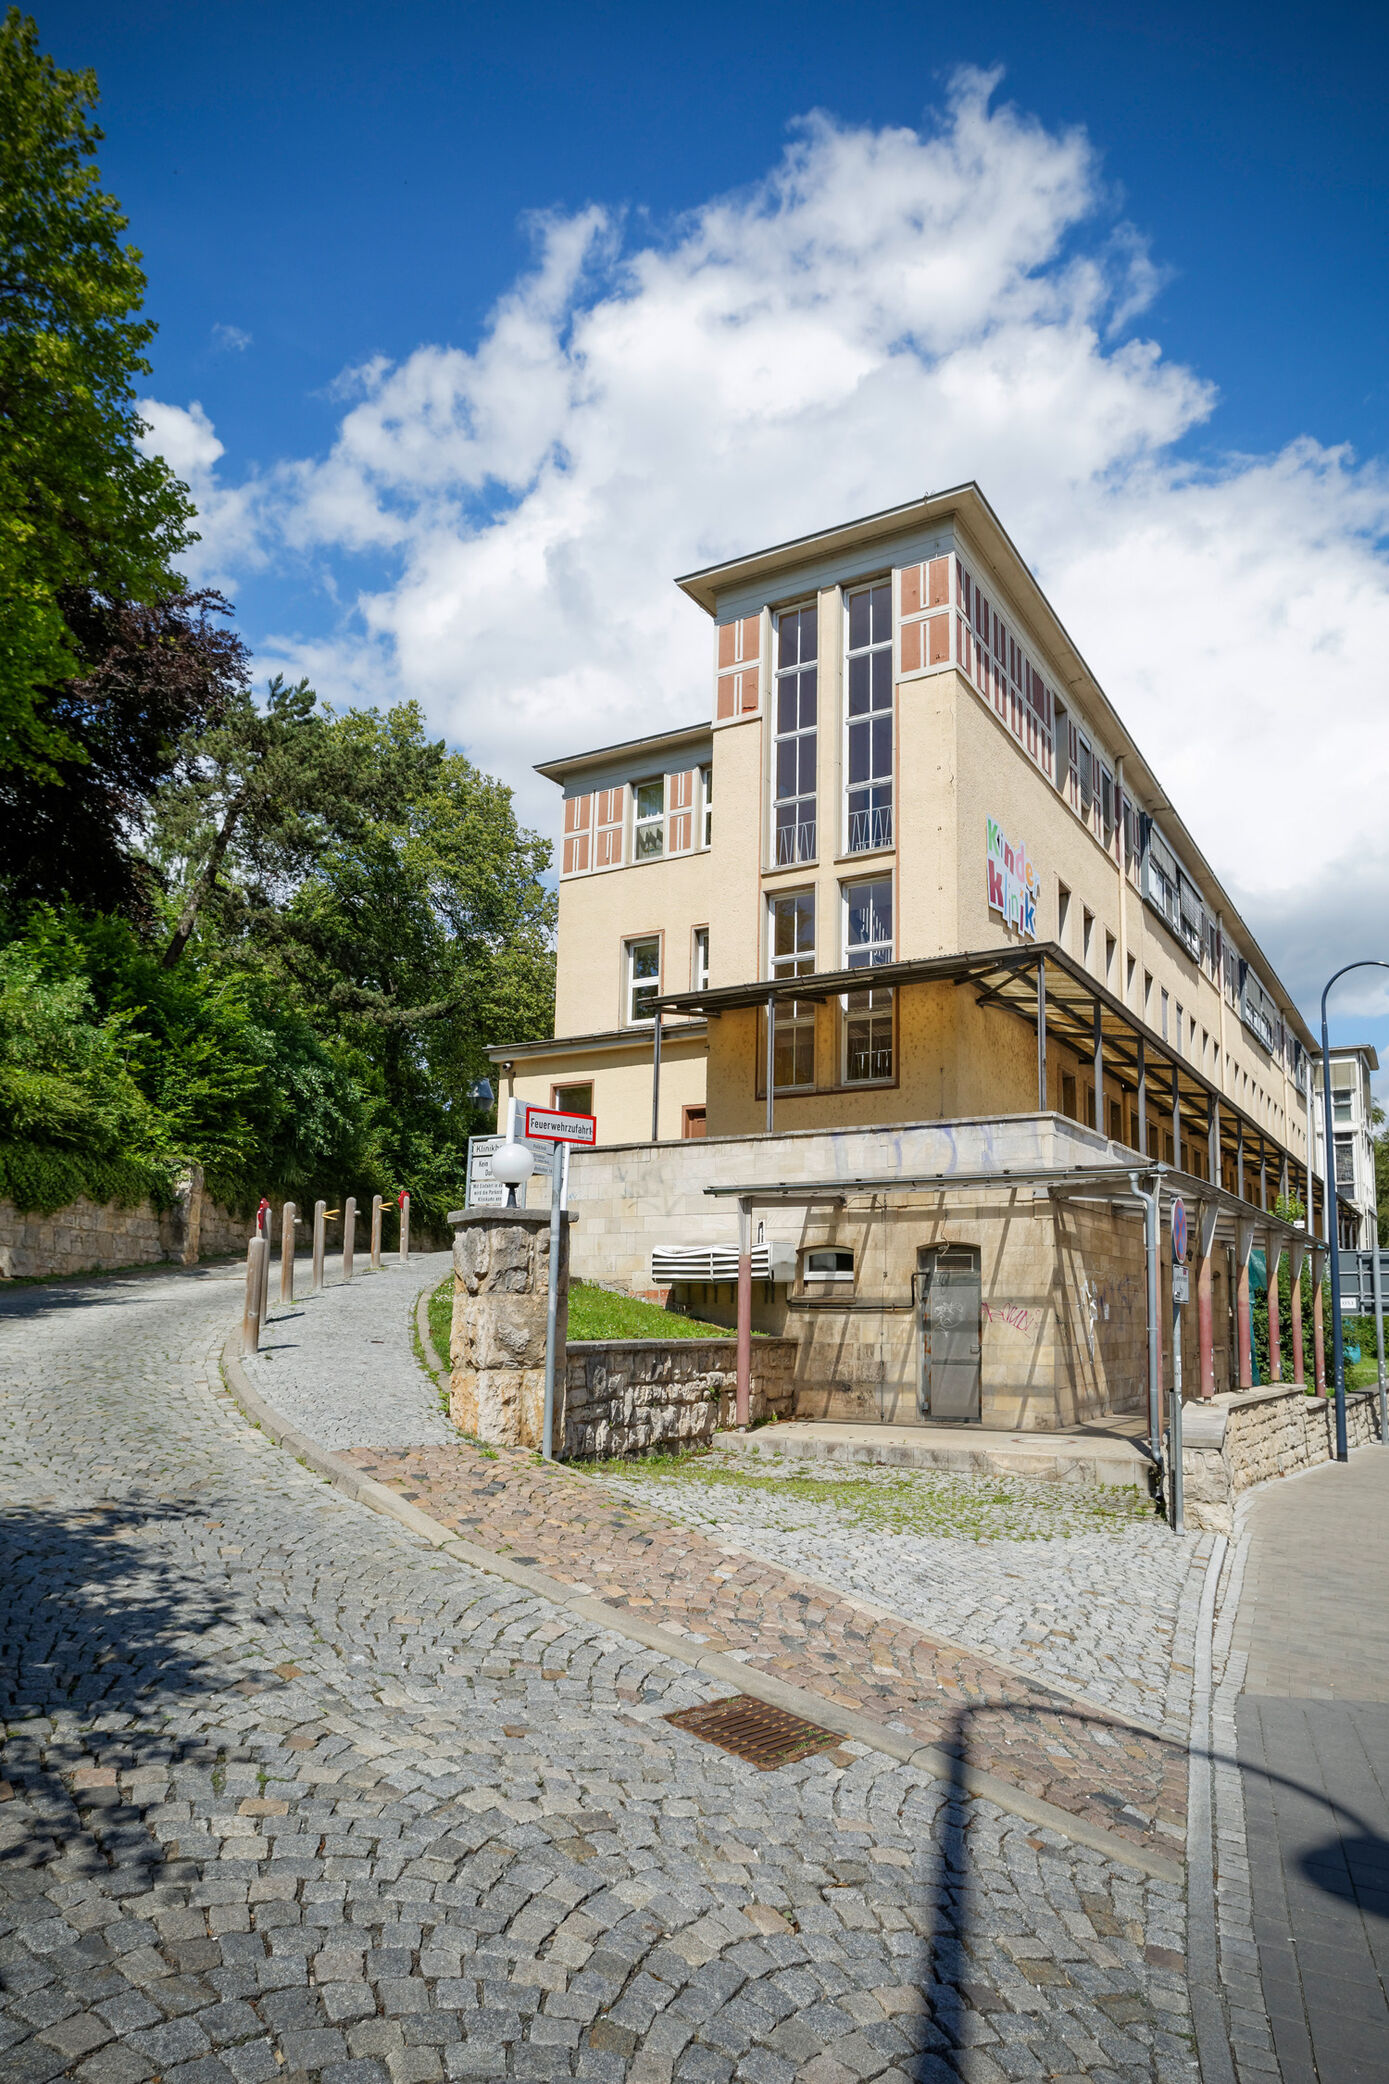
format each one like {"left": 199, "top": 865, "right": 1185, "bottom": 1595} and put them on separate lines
{"left": 773, "top": 605, "right": 818, "bottom": 864}
{"left": 845, "top": 580, "right": 893, "bottom": 852}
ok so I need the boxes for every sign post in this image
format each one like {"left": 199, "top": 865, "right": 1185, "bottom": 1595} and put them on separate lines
{"left": 1170, "top": 1196, "right": 1187, "bottom": 1533}
{"left": 527, "top": 1106, "right": 595, "bottom": 1462}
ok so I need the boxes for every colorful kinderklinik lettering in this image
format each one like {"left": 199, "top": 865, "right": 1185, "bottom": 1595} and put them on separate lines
{"left": 985, "top": 817, "right": 1039, "bottom": 939}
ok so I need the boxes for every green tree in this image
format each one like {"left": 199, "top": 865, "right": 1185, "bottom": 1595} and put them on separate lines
{"left": 147, "top": 693, "right": 556, "bottom": 1222}
{"left": 0, "top": 8, "right": 193, "bottom": 776}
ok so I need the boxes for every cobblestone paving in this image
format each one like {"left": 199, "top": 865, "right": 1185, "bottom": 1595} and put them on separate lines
{"left": 0, "top": 1267, "right": 1198, "bottom": 2082}
{"left": 343, "top": 1444, "right": 1189, "bottom": 1863}
{"left": 581, "top": 1456, "right": 1209, "bottom": 1736}
{"left": 242, "top": 1255, "right": 455, "bottom": 1451}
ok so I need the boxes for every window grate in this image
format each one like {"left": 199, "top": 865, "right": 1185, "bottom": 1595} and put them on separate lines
{"left": 665, "top": 1694, "right": 842, "bottom": 1771}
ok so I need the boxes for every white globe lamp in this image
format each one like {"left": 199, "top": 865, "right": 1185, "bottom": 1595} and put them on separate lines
{"left": 489, "top": 1140, "right": 534, "bottom": 1208}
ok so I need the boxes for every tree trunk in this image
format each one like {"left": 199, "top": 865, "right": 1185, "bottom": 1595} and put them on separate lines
{"left": 161, "top": 786, "right": 249, "bottom": 967}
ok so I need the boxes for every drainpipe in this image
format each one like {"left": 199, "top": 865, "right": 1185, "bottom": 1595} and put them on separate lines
{"left": 650, "top": 1009, "right": 662, "bottom": 1143}
{"left": 1197, "top": 1200, "right": 1218, "bottom": 1398}
{"left": 1289, "top": 1237, "right": 1306, "bottom": 1386}
{"left": 736, "top": 1194, "right": 753, "bottom": 1429}
{"left": 764, "top": 993, "right": 776, "bottom": 1136}
{"left": 1132, "top": 1170, "right": 1163, "bottom": 1484}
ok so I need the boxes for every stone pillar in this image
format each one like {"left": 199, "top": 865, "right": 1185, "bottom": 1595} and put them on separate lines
{"left": 1312, "top": 1247, "right": 1327, "bottom": 1393}
{"left": 1235, "top": 1221, "right": 1255, "bottom": 1391}
{"left": 1266, "top": 1232, "right": 1282, "bottom": 1383}
{"left": 1289, "top": 1240, "right": 1306, "bottom": 1386}
{"left": 164, "top": 1162, "right": 204, "bottom": 1265}
{"left": 447, "top": 1208, "right": 568, "bottom": 1450}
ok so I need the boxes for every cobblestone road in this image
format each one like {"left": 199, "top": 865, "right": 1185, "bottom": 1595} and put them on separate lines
{"left": 0, "top": 1267, "right": 1196, "bottom": 2083}
{"left": 584, "top": 1457, "right": 1208, "bottom": 1736}
{"left": 346, "top": 1446, "right": 1189, "bottom": 1861}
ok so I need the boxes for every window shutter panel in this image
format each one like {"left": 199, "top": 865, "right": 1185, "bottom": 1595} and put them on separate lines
{"left": 715, "top": 615, "right": 759, "bottom": 720}
{"left": 594, "top": 787, "right": 624, "bottom": 868}
{"left": 927, "top": 556, "right": 950, "bottom": 608}
{"left": 900, "top": 564, "right": 922, "bottom": 617}
{"left": 900, "top": 620, "right": 921, "bottom": 673}
{"left": 561, "top": 793, "right": 592, "bottom": 876}
{"left": 927, "top": 614, "right": 950, "bottom": 665}
{"left": 666, "top": 770, "right": 695, "bottom": 853}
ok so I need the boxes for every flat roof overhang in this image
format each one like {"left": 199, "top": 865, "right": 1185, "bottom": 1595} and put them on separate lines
{"left": 534, "top": 719, "right": 711, "bottom": 788}
{"left": 655, "top": 937, "right": 1343, "bottom": 1219}
{"left": 488, "top": 1019, "right": 707, "bottom": 1064}
{"left": 702, "top": 1162, "right": 1318, "bottom": 1250}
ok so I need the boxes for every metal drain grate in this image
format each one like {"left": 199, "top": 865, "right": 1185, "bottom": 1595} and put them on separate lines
{"left": 665, "top": 1694, "right": 842, "bottom": 1770}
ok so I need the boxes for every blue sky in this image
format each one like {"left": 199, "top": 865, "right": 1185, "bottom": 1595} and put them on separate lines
{"left": 36, "top": 0, "right": 1389, "bottom": 1065}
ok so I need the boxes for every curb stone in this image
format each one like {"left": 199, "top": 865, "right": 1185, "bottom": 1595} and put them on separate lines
{"left": 219, "top": 1321, "right": 1183, "bottom": 1885}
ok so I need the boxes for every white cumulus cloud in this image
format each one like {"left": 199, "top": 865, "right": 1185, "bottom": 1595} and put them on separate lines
{"left": 138, "top": 67, "right": 1389, "bottom": 1022}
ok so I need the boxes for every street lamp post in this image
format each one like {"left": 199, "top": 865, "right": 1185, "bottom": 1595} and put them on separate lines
{"left": 1321, "top": 960, "right": 1389, "bottom": 1462}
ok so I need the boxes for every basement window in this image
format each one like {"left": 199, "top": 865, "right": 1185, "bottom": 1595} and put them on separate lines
{"left": 804, "top": 1249, "right": 854, "bottom": 1282}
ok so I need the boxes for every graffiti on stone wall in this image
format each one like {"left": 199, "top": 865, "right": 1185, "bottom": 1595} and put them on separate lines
{"left": 983, "top": 1300, "right": 1033, "bottom": 1334}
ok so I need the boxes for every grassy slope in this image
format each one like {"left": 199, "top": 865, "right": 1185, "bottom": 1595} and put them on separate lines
{"left": 427, "top": 1275, "right": 732, "bottom": 1350}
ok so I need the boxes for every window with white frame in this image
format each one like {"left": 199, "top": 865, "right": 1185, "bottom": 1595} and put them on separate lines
{"left": 624, "top": 936, "right": 660, "bottom": 1024}
{"left": 1335, "top": 1135, "right": 1356, "bottom": 1188}
{"left": 845, "top": 580, "right": 893, "bottom": 853}
{"left": 768, "top": 891, "right": 815, "bottom": 1090}
{"left": 843, "top": 878, "right": 893, "bottom": 1083}
{"left": 691, "top": 927, "right": 709, "bottom": 994}
{"left": 773, "top": 606, "right": 818, "bottom": 865}
{"left": 700, "top": 764, "right": 712, "bottom": 849}
{"left": 804, "top": 1248, "right": 854, "bottom": 1282}
{"left": 633, "top": 780, "right": 665, "bottom": 859}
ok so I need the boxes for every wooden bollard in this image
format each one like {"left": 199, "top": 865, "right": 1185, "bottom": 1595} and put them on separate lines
{"left": 258, "top": 1207, "right": 272, "bottom": 1325}
{"left": 399, "top": 1191, "right": 410, "bottom": 1265}
{"left": 279, "top": 1201, "right": 296, "bottom": 1303}
{"left": 312, "top": 1199, "right": 326, "bottom": 1292}
{"left": 343, "top": 1196, "right": 356, "bottom": 1281}
{"left": 242, "top": 1235, "right": 267, "bottom": 1353}
{"left": 370, "top": 1194, "right": 383, "bottom": 1270}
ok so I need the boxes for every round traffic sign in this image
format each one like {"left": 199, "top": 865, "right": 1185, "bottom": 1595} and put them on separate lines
{"left": 1171, "top": 1197, "right": 1188, "bottom": 1265}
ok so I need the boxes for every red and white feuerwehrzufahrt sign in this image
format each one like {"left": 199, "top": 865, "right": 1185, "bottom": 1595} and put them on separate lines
{"left": 523, "top": 1104, "right": 597, "bottom": 1147}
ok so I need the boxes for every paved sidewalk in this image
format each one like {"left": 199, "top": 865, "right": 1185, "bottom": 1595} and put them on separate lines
{"left": 242, "top": 1252, "right": 454, "bottom": 1450}
{"left": 1229, "top": 1447, "right": 1389, "bottom": 2083}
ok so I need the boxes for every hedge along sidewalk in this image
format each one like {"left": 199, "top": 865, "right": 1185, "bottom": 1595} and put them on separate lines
{"left": 221, "top": 1326, "right": 1182, "bottom": 1885}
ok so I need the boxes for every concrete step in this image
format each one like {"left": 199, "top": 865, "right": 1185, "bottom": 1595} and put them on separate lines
{"left": 718, "top": 1418, "right": 1154, "bottom": 1488}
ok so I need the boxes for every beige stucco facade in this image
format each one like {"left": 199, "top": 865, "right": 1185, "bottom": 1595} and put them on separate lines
{"left": 485, "top": 484, "right": 1319, "bottom": 1431}
{"left": 501, "top": 486, "right": 1312, "bottom": 1190}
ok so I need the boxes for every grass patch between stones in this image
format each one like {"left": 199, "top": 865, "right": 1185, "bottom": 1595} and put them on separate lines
{"left": 575, "top": 1448, "right": 1156, "bottom": 1541}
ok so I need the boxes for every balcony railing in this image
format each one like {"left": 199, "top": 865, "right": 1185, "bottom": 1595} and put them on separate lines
{"left": 846, "top": 803, "right": 893, "bottom": 853}
{"left": 774, "top": 816, "right": 817, "bottom": 866}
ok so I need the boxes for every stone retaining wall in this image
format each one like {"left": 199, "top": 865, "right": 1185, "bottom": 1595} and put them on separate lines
{"left": 1182, "top": 1384, "right": 1383, "bottom": 1534}
{"left": 563, "top": 1337, "right": 797, "bottom": 1461}
{"left": 0, "top": 1167, "right": 256, "bottom": 1280}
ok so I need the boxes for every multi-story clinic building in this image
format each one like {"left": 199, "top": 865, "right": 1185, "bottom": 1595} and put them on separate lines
{"left": 492, "top": 485, "right": 1343, "bottom": 1432}
{"left": 1311, "top": 1045, "right": 1380, "bottom": 1251}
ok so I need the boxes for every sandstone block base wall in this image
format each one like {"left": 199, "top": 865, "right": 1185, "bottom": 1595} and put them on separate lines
{"left": 568, "top": 1112, "right": 1156, "bottom": 1432}
{"left": 1182, "top": 1385, "right": 1383, "bottom": 1534}
{"left": 563, "top": 1338, "right": 795, "bottom": 1460}
{"left": 449, "top": 1210, "right": 568, "bottom": 1451}
{"left": 0, "top": 1168, "right": 256, "bottom": 1281}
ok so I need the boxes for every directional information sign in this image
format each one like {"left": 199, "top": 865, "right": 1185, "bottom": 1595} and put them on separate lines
{"left": 1171, "top": 1196, "right": 1188, "bottom": 1267}
{"left": 465, "top": 1133, "right": 553, "bottom": 1209}
{"left": 523, "top": 1104, "right": 597, "bottom": 1147}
